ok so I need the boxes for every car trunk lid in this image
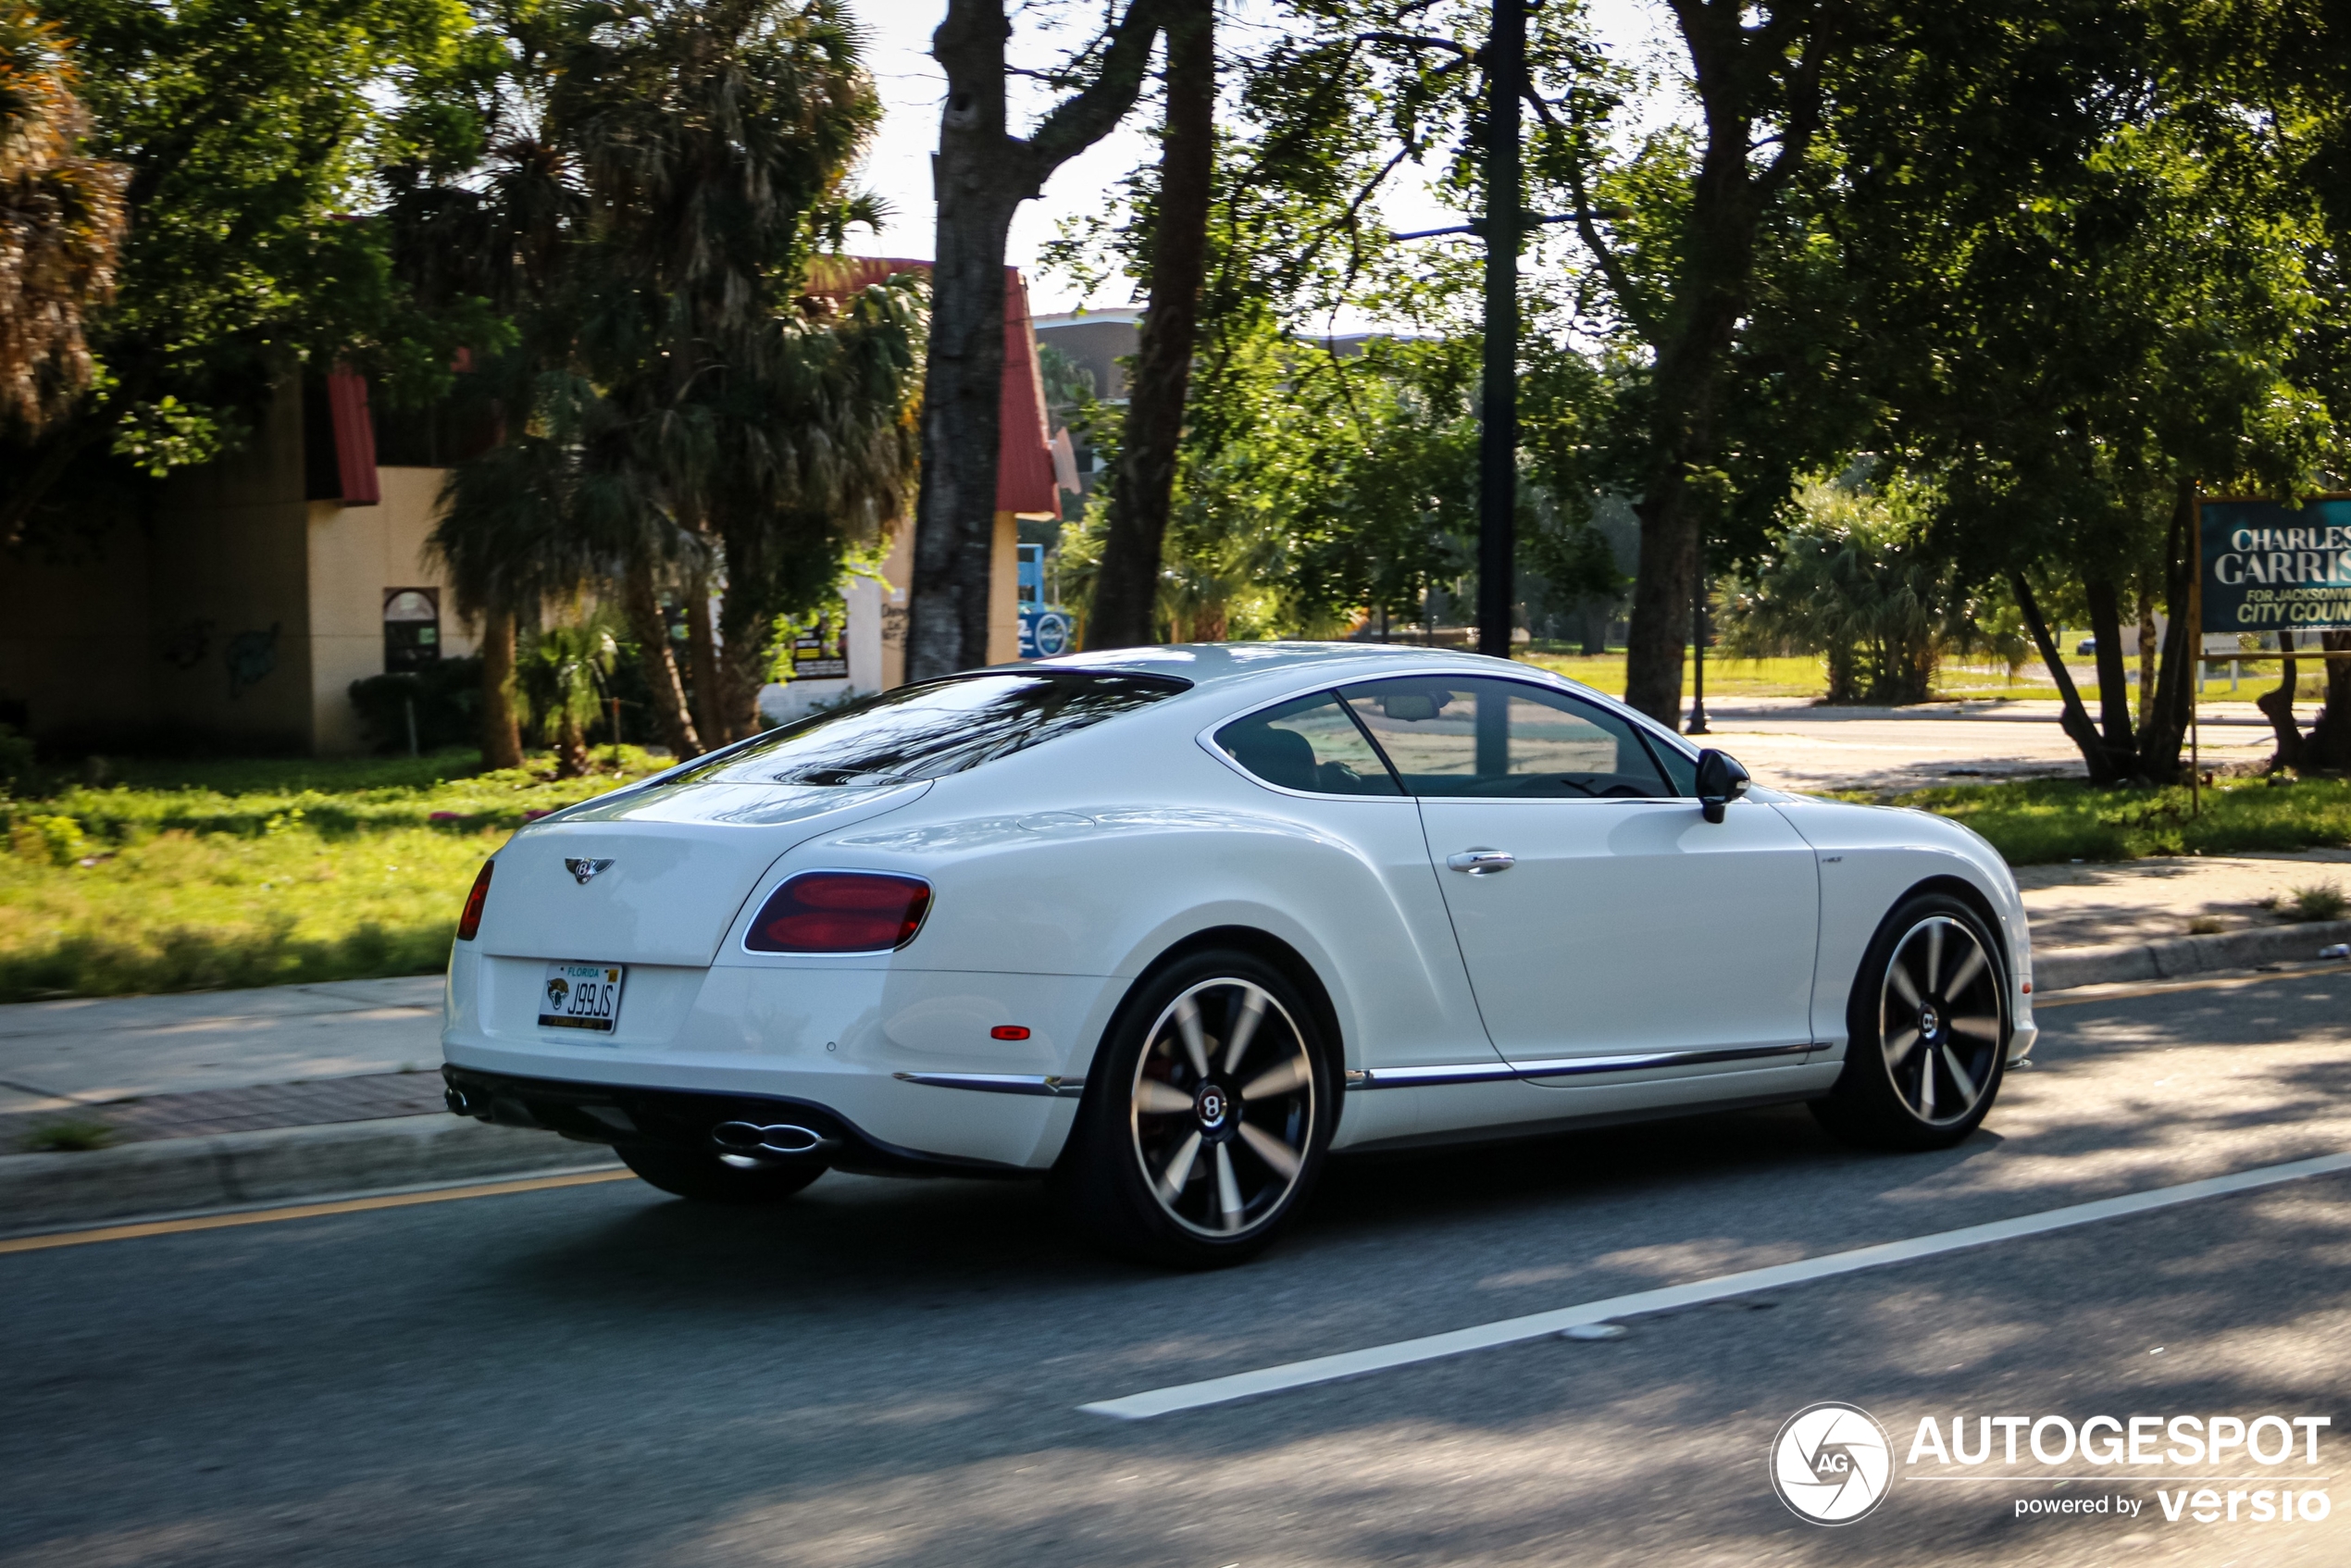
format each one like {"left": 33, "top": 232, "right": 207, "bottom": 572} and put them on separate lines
{"left": 472, "top": 780, "right": 930, "bottom": 966}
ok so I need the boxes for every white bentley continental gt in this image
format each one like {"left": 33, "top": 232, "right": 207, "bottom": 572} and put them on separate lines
{"left": 442, "top": 643, "right": 2036, "bottom": 1265}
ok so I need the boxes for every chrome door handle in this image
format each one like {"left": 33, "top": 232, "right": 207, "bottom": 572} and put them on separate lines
{"left": 1446, "top": 849, "right": 1515, "bottom": 875}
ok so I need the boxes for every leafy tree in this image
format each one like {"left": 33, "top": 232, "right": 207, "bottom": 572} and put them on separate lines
{"left": 909, "top": 0, "right": 1171, "bottom": 678}
{"left": 1829, "top": 0, "right": 2343, "bottom": 781}
{"left": 1088, "top": 0, "right": 1212, "bottom": 649}
{"left": 408, "top": 0, "right": 921, "bottom": 750}
{"left": 1720, "top": 476, "right": 2022, "bottom": 704}
{"left": 2, "top": 0, "right": 479, "bottom": 548}
{"left": 517, "top": 607, "right": 618, "bottom": 777}
{"left": 0, "top": 0, "right": 126, "bottom": 433}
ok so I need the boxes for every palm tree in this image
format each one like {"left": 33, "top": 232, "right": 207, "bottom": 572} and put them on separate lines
{"left": 0, "top": 0, "right": 127, "bottom": 432}
{"left": 403, "top": 0, "right": 919, "bottom": 753}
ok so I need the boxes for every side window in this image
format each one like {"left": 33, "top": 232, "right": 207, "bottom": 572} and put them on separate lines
{"left": 1337, "top": 678, "right": 1674, "bottom": 799}
{"left": 1214, "top": 691, "right": 1402, "bottom": 796}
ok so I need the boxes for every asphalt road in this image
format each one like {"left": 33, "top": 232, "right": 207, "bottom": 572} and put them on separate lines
{"left": 6, "top": 973, "right": 2349, "bottom": 1568}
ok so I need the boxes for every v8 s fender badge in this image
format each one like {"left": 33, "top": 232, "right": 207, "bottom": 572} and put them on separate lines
{"left": 564, "top": 858, "right": 615, "bottom": 885}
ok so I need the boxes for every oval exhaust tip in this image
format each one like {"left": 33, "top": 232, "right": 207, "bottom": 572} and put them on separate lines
{"left": 712, "top": 1121, "right": 825, "bottom": 1156}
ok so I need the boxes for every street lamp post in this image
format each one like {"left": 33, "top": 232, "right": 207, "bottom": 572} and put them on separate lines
{"left": 1475, "top": 0, "right": 1524, "bottom": 663}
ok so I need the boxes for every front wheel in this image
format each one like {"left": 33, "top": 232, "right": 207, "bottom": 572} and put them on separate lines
{"left": 1060, "top": 952, "right": 1333, "bottom": 1268}
{"left": 1811, "top": 892, "right": 2009, "bottom": 1151}
{"left": 617, "top": 1145, "right": 827, "bottom": 1204}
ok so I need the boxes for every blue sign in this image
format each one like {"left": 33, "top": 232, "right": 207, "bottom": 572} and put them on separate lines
{"left": 2201, "top": 496, "right": 2351, "bottom": 634}
{"left": 1019, "top": 608, "right": 1074, "bottom": 659}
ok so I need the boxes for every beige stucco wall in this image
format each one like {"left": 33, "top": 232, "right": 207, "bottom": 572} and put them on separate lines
{"left": 989, "top": 510, "right": 1020, "bottom": 666}
{"left": 0, "top": 530, "right": 151, "bottom": 745}
{"left": 144, "top": 382, "right": 316, "bottom": 750}
{"left": 305, "top": 465, "right": 467, "bottom": 753}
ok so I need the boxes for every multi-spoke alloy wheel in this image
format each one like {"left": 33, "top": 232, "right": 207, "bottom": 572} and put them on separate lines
{"left": 1128, "top": 978, "right": 1316, "bottom": 1238}
{"left": 1813, "top": 893, "right": 2009, "bottom": 1151}
{"left": 1878, "top": 915, "right": 2002, "bottom": 1126}
{"left": 1062, "top": 951, "right": 1332, "bottom": 1266}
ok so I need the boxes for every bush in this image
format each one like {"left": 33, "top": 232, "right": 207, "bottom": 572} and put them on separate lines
{"left": 349, "top": 657, "right": 485, "bottom": 754}
{"left": 2286, "top": 881, "right": 2347, "bottom": 922}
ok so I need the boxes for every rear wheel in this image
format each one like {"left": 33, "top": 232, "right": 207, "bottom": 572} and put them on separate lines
{"left": 1062, "top": 951, "right": 1332, "bottom": 1267}
{"left": 1811, "top": 892, "right": 2009, "bottom": 1151}
{"left": 617, "top": 1145, "right": 827, "bottom": 1204}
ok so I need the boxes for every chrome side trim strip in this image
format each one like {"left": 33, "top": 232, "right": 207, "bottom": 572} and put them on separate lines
{"left": 894, "top": 1072, "right": 1087, "bottom": 1099}
{"left": 1359, "top": 1041, "right": 1816, "bottom": 1089}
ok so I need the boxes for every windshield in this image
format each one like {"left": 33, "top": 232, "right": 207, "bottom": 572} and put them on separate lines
{"left": 672, "top": 671, "right": 1191, "bottom": 787}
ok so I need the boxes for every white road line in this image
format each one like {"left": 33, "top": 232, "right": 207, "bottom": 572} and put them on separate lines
{"left": 1079, "top": 1151, "right": 2351, "bottom": 1421}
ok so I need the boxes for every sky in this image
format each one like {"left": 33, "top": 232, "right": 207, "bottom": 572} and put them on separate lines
{"left": 846, "top": 1, "right": 1681, "bottom": 317}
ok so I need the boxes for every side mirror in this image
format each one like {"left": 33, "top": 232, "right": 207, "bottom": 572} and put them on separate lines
{"left": 1696, "top": 749, "right": 1750, "bottom": 824}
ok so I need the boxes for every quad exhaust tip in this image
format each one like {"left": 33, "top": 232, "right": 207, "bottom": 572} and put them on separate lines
{"left": 711, "top": 1120, "right": 828, "bottom": 1157}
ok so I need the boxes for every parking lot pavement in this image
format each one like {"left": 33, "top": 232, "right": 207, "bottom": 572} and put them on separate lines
{"left": 6, "top": 970, "right": 2345, "bottom": 1567}
{"left": 1699, "top": 698, "right": 2279, "bottom": 793}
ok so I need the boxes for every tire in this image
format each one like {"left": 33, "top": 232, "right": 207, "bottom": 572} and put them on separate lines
{"left": 1811, "top": 891, "right": 2009, "bottom": 1151}
{"left": 1060, "top": 950, "right": 1335, "bottom": 1268}
{"left": 617, "top": 1145, "right": 827, "bottom": 1204}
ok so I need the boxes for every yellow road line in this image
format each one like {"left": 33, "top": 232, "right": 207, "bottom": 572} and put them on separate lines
{"left": 2034, "top": 964, "right": 2351, "bottom": 1009}
{"left": 0, "top": 1168, "right": 635, "bottom": 1257}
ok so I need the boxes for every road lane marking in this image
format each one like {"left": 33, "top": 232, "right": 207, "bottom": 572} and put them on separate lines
{"left": 1079, "top": 1151, "right": 2351, "bottom": 1420}
{"left": 0, "top": 1169, "right": 636, "bottom": 1256}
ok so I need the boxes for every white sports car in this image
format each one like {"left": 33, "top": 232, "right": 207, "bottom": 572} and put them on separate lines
{"left": 442, "top": 643, "right": 2036, "bottom": 1265}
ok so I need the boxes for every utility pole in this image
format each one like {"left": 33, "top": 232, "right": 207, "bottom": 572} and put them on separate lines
{"left": 1475, "top": 0, "right": 1523, "bottom": 663}
{"left": 1686, "top": 556, "right": 1710, "bottom": 734}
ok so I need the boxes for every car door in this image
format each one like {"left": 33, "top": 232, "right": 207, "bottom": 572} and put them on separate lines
{"left": 1339, "top": 675, "right": 1821, "bottom": 1072}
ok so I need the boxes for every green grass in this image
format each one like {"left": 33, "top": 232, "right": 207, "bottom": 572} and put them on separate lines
{"left": 1836, "top": 775, "right": 2351, "bottom": 865}
{"left": 0, "top": 748, "right": 670, "bottom": 1002}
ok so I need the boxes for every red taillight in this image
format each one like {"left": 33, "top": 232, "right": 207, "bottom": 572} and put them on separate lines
{"left": 746, "top": 872, "right": 931, "bottom": 953}
{"left": 456, "top": 860, "right": 494, "bottom": 941}
{"left": 991, "top": 1025, "right": 1030, "bottom": 1040}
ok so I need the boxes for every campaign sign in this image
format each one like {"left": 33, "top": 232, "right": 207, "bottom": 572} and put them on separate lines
{"left": 2202, "top": 496, "right": 2351, "bottom": 634}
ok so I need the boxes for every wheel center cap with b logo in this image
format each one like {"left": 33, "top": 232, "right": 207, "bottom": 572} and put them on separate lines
{"left": 1195, "top": 1083, "right": 1230, "bottom": 1128}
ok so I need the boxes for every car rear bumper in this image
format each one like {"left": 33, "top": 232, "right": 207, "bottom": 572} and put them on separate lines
{"left": 442, "top": 1064, "right": 1043, "bottom": 1178}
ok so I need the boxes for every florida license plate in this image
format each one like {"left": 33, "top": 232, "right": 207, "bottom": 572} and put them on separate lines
{"left": 539, "top": 962, "right": 625, "bottom": 1032}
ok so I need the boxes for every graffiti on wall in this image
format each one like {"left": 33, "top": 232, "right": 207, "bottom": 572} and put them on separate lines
{"left": 225, "top": 623, "right": 281, "bottom": 700}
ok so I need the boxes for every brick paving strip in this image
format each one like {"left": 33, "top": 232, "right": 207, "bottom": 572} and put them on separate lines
{"left": 3, "top": 1072, "right": 447, "bottom": 1153}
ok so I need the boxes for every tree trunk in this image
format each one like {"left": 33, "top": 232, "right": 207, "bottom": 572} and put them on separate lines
{"left": 2133, "top": 483, "right": 2197, "bottom": 785}
{"left": 715, "top": 579, "right": 776, "bottom": 743}
{"left": 553, "top": 713, "right": 589, "bottom": 779}
{"left": 2011, "top": 570, "right": 2121, "bottom": 784}
{"left": 620, "top": 558, "right": 702, "bottom": 758}
{"left": 2083, "top": 574, "right": 2136, "bottom": 756}
{"left": 1618, "top": 3, "right": 1831, "bottom": 726}
{"left": 2305, "top": 629, "right": 2351, "bottom": 770}
{"left": 908, "top": 0, "right": 1167, "bottom": 681}
{"left": 2135, "top": 587, "right": 2158, "bottom": 732}
{"left": 479, "top": 609, "right": 525, "bottom": 769}
{"left": 1088, "top": 0, "right": 1213, "bottom": 650}
{"left": 684, "top": 571, "right": 727, "bottom": 746}
{"left": 2258, "top": 628, "right": 2304, "bottom": 773}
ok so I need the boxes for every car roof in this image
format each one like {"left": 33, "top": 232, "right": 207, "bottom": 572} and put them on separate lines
{"left": 1017, "top": 641, "right": 1524, "bottom": 691}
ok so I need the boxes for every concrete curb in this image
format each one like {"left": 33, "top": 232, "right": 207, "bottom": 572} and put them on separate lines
{"left": 0, "top": 1114, "right": 616, "bottom": 1234}
{"left": 2035, "top": 918, "right": 2351, "bottom": 994}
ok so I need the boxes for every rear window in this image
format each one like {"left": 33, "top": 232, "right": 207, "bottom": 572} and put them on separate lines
{"left": 677, "top": 671, "right": 1190, "bottom": 787}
